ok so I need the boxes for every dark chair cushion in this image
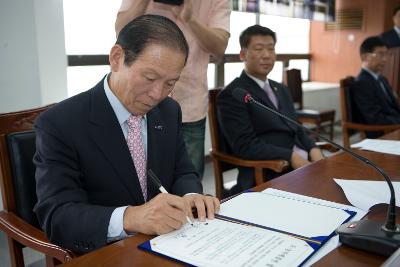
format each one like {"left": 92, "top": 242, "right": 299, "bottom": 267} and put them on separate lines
{"left": 6, "top": 130, "right": 40, "bottom": 228}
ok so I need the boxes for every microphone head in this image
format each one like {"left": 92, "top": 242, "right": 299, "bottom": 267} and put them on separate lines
{"left": 232, "top": 88, "right": 251, "bottom": 104}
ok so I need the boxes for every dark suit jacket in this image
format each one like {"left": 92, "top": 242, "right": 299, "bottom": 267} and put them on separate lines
{"left": 34, "top": 78, "right": 202, "bottom": 253}
{"left": 352, "top": 69, "right": 400, "bottom": 138}
{"left": 381, "top": 28, "right": 400, "bottom": 48}
{"left": 217, "top": 71, "right": 316, "bottom": 189}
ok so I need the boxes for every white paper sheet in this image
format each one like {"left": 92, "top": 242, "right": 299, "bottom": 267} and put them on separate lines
{"left": 262, "top": 189, "right": 367, "bottom": 267}
{"left": 334, "top": 179, "right": 400, "bottom": 211}
{"left": 351, "top": 139, "right": 400, "bottom": 156}
{"left": 219, "top": 190, "right": 353, "bottom": 238}
{"left": 149, "top": 218, "right": 314, "bottom": 267}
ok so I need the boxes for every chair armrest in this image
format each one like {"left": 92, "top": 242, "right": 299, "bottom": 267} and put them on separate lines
{"left": 315, "top": 141, "right": 339, "bottom": 152}
{"left": 211, "top": 151, "right": 289, "bottom": 173}
{"left": 0, "top": 210, "right": 75, "bottom": 263}
{"left": 344, "top": 122, "right": 400, "bottom": 132}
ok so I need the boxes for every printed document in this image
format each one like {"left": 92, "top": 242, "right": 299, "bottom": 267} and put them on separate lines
{"left": 148, "top": 218, "right": 313, "bottom": 267}
{"left": 259, "top": 189, "right": 367, "bottom": 266}
{"left": 219, "top": 190, "right": 352, "bottom": 238}
{"left": 140, "top": 188, "right": 364, "bottom": 266}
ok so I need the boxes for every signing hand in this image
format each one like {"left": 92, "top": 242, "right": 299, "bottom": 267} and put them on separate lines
{"left": 183, "top": 194, "right": 220, "bottom": 221}
{"left": 123, "top": 193, "right": 190, "bottom": 235}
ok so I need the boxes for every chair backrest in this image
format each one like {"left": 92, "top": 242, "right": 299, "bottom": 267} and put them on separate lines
{"left": 208, "top": 88, "right": 235, "bottom": 172}
{"left": 339, "top": 76, "right": 359, "bottom": 147}
{"left": 6, "top": 131, "right": 39, "bottom": 227}
{"left": 381, "top": 47, "right": 400, "bottom": 99}
{"left": 208, "top": 88, "right": 226, "bottom": 152}
{"left": 0, "top": 105, "right": 53, "bottom": 224}
{"left": 339, "top": 76, "right": 356, "bottom": 125}
{"left": 283, "top": 68, "right": 303, "bottom": 109}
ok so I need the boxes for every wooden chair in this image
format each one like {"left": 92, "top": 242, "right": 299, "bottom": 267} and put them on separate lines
{"left": 381, "top": 47, "right": 400, "bottom": 99}
{"left": 208, "top": 88, "right": 289, "bottom": 200}
{"left": 339, "top": 76, "right": 400, "bottom": 148}
{"left": 283, "top": 68, "right": 336, "bottom": 140}
{"left": 0, "top": 105, "right": 76, "bottom": 267}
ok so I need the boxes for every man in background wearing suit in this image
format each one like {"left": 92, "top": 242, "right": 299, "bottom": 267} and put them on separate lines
{"left": 34, "top": 15, "right": 219, "bottom": 254}
{"left": 381, "top": 6, "right": 400, "bottom": 48}
{"left": 352, "top": 36, "right": 400, "bottom": 138}
{"left": 217, "top": 25, "right": 323, "bottom": 193}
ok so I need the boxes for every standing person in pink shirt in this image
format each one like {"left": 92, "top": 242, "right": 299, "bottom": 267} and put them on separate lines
{"left": 116, "top": 0, "right": 231, "bottom": 180}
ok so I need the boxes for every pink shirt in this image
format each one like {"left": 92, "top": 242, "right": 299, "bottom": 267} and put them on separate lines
{"left": 119, "top": 0, "right": 231, "bottom": 122}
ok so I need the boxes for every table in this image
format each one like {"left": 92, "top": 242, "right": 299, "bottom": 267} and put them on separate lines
{"left": 61, "top": 130, "right": 400, "bottom": 267}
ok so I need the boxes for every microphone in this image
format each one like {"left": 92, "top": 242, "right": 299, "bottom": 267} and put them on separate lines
{"left": 232, "top": 87, "right": 400, "bottom": 256}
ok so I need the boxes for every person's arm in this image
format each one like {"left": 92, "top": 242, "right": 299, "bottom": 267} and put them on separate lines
{"left": 290, "top": 151, "right": 310, "bottom": 169}
{"left": 186, "top": 20, "right": 229, "bottom": 59}
{"left": 217, "top": 86, "right": 293, "bottom": 162}
{"left": 34, "top": 115, "right": 116, "bottom": 253}
{"left": 280, "top": 82, "right": 318, "bottom": 152}
{"left": 309, "top": 147, "right": 324, "bottom": 162}
{"left": 170, "top": 0, "right": 230, "bottom": 60}
{"left": 115, "top": 0, "right": 150, "bottom": 35}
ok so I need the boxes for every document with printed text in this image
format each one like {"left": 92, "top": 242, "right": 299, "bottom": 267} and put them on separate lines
{"left": 139, "top": 189, "right": 358, "bottom": 266}
{"left": 141, "top": 218, "right": 314, "bottom": 267}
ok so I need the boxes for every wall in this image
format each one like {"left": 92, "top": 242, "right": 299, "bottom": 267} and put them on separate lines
{"left": 0, "top": 0, "right": 67, "bottom": 113}
{"left": 309, "top": 0, "right": 400, "bottom": 82}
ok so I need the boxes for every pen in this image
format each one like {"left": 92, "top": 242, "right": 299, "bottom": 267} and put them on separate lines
{"left": 147, "top": 169, "right": 193, "bottom": 226}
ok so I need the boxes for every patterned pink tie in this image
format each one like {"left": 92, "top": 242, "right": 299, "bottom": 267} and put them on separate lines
{"left": 127, "top": 115, "right": 147, "bottom": 200}
{"left": 263, "top": 82, "right": 278, "bottom": 108}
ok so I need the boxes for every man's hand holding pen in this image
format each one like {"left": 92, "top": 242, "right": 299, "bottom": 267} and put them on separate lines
{"left": 122, "top": 169, "right": 220, "bottom": 236}
{"left": 183, "top": 194, "right": 220, "bottom": 222}
{"left": 123, "top": 193, "right": 192, "bottom": 235}
{"left": 122, "top": 193, "right": 220, "bottom": 236}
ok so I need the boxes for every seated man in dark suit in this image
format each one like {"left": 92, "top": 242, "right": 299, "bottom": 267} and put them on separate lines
{"left": 381, "top": 6, "right": 400, "bottom": 48}
{"left": 34, "top": 15, "right": 219, "bottom": 253}
{"left": 352, "top": 36, "right": 400, "bottom": 138}
{"left": 217, "top": 25, "right": 323, "bottom": 193}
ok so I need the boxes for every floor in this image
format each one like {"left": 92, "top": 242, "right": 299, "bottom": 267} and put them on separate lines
{"left": 0, "top": 124, "right": 354, "bottom": 266}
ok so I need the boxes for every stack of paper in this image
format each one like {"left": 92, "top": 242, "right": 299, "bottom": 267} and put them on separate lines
{"left": 139, "top": 189, "right": 367, "bottom": 267}
{"left": 351, "top": 139, "right": 400, "bottom": 156}
{"left": 334, "top": 179, "right": 400, "bottom": 211}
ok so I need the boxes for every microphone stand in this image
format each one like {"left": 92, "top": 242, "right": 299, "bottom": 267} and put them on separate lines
{"left": 242, "top": 92, "right": 400, "bottom": 256}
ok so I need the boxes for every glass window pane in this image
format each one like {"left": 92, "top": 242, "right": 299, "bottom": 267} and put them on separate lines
{"left": 225, "top": 11, "right": 256, "bottom": 54}
{"left": 63, "top": 0, "right": 122, "bottom": 55}
{"left": 225, "top": 62, "right": 244, "bottom": 85}
{"left": 259, "top": 15, "right": 310, "bottom": 54}
{"left": 288, "top": 59, "right": 310, "bottom": 81}
{"left": 67, "top": 66, "right": 110, "bottom": 97}
{"left": 207, "top": 63, "right": 215, "bottom": 89}
{"left": 269, "top": 61, "right": 283, "bottom": 83}
{"left": 224, "top": 61, "right": 283, "bottom": 85}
